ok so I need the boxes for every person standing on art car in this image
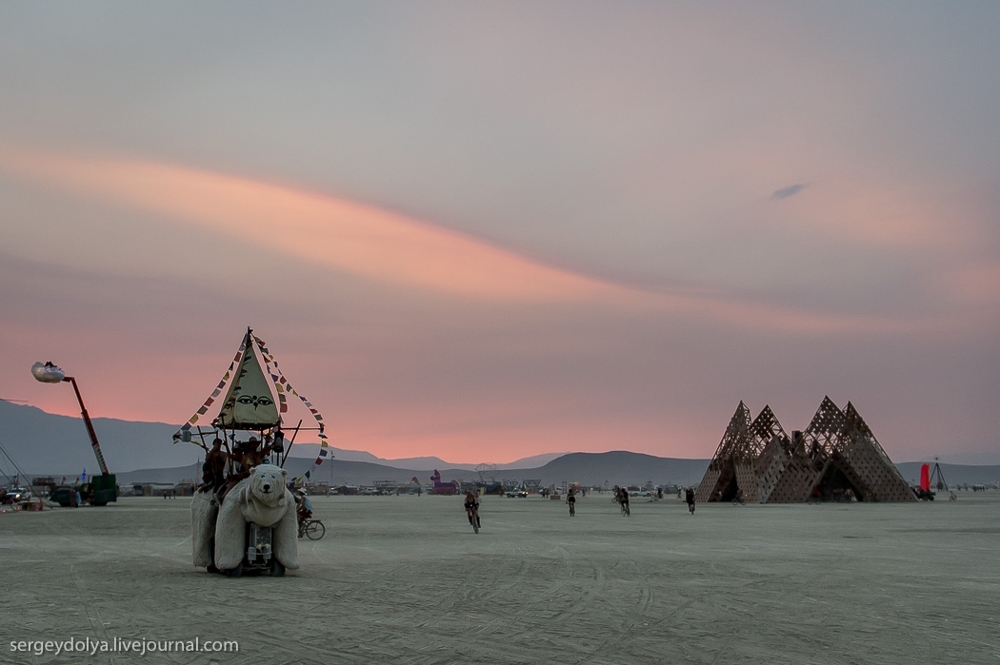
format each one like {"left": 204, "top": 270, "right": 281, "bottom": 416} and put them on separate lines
{"left": 200, "top": 438, "right": 229, "bottom": 492}
{"left": 241, "top": 436, "right": 271, "bottom": 469}
{"left": 232, "top": 437, "right": 272, "bottom": 476}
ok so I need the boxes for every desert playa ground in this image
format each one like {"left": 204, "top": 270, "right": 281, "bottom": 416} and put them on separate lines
{"left": 2, "top": 492, "right": 998, "bottom": 665}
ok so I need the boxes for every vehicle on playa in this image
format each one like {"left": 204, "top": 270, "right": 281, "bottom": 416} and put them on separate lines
{"left": 176, "top": 328, "right": 330, "bottom": 578}
{"left": 48, "top": 475, "right": 118, "bottom": 507}
{"left": 505, "top": 489, "right": 528, "bottom": 498}
{"left": 0, "top": 486, "right": 32, "bottom": 504}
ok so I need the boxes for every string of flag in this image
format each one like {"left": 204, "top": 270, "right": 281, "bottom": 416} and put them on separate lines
{"left": 171, "top": 330, "right": 334, "bottom": 485}
{"left": 252, "top": 334, "right": 332, "bottom": 483}
{"left": 172, "top": 333, "right": 248, "bottom": 445}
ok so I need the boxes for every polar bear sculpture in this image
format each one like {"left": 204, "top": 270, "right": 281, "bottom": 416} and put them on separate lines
{"left": 209, "top": 464, "right": 299, "bottom": 572}
{"left": 190, "top": 489, "right": 219, "bottom": 568}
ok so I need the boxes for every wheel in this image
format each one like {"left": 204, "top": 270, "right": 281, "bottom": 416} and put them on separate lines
{"left": 226, "top": 562, "right": 243, "bottom": 578}
{"left": 473, "top": 521, "right": 479, "bottom": 534}
{"left": 270, "top": 559, "right": 286, "bottom": 577}
{"left": 305, "top": 520, "right": 325, "bottom": 540}
{"left": 688, "top": 503, "right": 695, "bottom": 514}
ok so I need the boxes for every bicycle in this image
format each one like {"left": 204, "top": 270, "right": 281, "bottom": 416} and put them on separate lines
{"left": 731, "top": 491, "right": 747, "bottom": 506}
{"left": 298, "top": 518, "right": 325, "bottom": 540}
{"left": 620, "top": 500, "right": 630, "bottom": 517}
{"left": 464, "top": 494, "right": 481, "bottom": 533}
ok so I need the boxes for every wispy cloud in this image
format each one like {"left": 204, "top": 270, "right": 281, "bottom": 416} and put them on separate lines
{"left": 1, "top": 147, "right": 937, "bottom": 335}
{"left": 2, "top": 147, "right": 623, "bottom": 303}
{"left": 771, "top": 183, "right": 806, "bottom": 200}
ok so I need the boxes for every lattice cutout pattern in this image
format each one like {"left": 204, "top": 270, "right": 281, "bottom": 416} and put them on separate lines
{"left": 696, "top": 398, "right": 916, "bottom": 503}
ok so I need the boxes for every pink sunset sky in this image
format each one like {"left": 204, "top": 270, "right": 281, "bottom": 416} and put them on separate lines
{"left": 2, "top": 3, "right": 998, "bottom": 464}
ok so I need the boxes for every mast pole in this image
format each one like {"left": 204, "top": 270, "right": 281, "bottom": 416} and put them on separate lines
{"left": 282, "top": 420, "right": 303, "bottom": 467}
{"left": 63, "top": 376, "right": 110, "bottom": 476}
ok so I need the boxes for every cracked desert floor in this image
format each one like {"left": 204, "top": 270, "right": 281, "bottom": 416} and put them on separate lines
{"left": 2, "top": 492, "right": 998, "bottom": 665}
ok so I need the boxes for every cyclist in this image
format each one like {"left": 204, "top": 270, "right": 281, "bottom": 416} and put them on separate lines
{"left": 620, "top": 488, "right": 630, "bottom": 516}
{"left": 567, "top": 489, "right": 576, "bottom": 517}
{"left": 295, "top": 490, "right": 313, "bottom": 537}
{"left": 464, "top": 491, "right": 481, "bottom": 530}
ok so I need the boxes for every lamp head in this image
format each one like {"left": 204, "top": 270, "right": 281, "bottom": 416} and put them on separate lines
{"left": 31, "top": 361, "right": 66, "bottom": 383}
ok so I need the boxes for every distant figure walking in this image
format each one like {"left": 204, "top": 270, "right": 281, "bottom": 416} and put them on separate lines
{"left": 685, "top": 487, "right": 696, "bottom": 514}
{"left": 464, "top": 491, "right": 481, "bottom": 532}
{"left": 567, "top": 489, "right": 576, "bottom": 517}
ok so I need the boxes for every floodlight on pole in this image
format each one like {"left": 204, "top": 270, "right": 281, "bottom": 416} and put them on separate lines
{"left": 31, "top": 361, "right": 110, "bottom": 476}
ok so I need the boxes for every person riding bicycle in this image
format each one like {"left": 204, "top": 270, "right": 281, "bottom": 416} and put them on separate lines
{"left": 620, "top": 488, "right": 630, "bottom": 515}
{"left": 464, "top": 491, "right": 481, "bottom": 529}
{"left": 295, "top": 490, "right": 313, "bottom": 534}
{"left": 567, "top": 489, "right": 576, "bottom": 516}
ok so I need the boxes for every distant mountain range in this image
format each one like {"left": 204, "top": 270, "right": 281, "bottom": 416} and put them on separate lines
{"left": 282, "top": 444, "right": 568, "bottom": 471}
{"left": 100, "top": 455, "right": 1000, "bottom": 490}
{"left": 2, "top": 400, "right": 998, "bottom": 488}
{"left": 0, "top": 401, "right": 711, "bottom": 486}
{"left": 0, "top": 401, "right": 563, "bottom": 475}
{"left": 111, "top": 451, "right": 714, "bottom": 488}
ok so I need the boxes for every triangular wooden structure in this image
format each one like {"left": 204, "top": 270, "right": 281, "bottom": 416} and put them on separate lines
{"left": 694, "top": 401, "right": 751, "bottom": 502}
{"left": 696, "top": 397, "right": 916, "bottom": 503}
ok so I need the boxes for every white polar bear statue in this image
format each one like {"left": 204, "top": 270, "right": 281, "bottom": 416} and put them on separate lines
{"left": 190, "top": 489, "right": 219, "bottom": 568}
{"left": 191, "top": 464, "right": 299, "bottom": 572}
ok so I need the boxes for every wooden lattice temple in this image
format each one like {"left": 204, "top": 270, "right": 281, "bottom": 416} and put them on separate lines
{"left": 695, "top": 397, "right": 915, "bottom": 503}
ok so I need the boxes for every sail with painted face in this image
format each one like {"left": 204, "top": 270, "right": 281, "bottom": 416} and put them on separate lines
{"left": 215, "top": 342, "right": 280, "bottom": 429}
{"left": 173, "top": 328, "right": 333, "bottom": 484}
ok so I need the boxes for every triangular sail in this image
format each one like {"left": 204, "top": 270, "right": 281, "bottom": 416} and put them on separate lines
{"left": 215, "top": 342, "right": 280, "bottom": 429}
{"left": 174, "top": 329, "right": 333, "bottom": 479}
